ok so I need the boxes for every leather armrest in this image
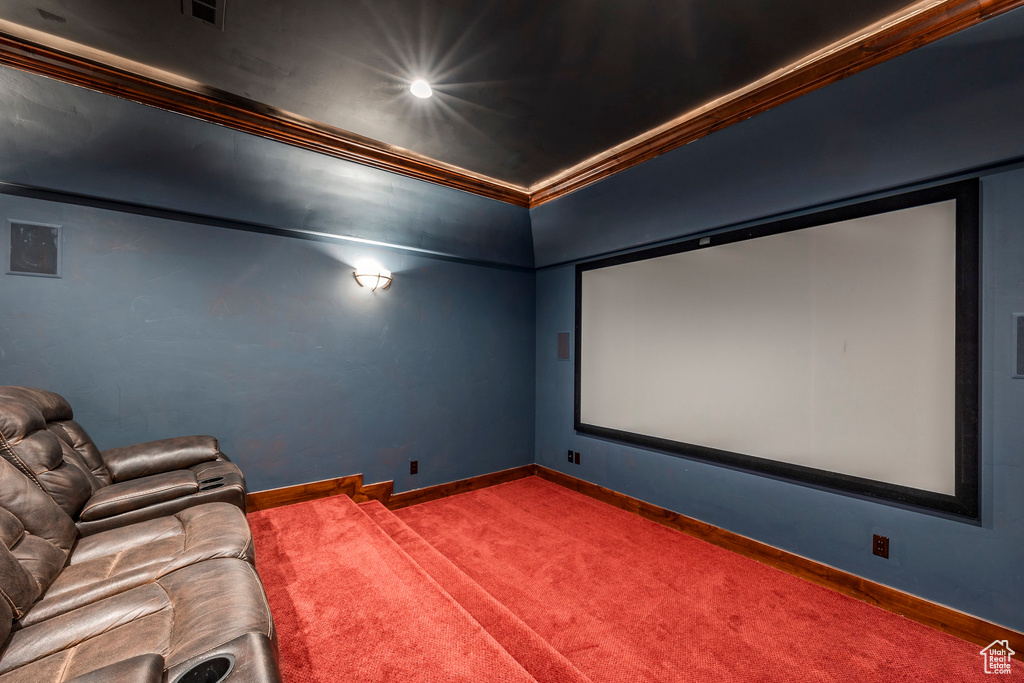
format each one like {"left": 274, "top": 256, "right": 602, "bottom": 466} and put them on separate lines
{"left": 66, "top": 654, "right": 165, "bottom": 683}
{"left": 101, "top": 435, "right": 221, "bottom": 482}
{"left": 79, "top": 471, "right": 198, "bottom": 522}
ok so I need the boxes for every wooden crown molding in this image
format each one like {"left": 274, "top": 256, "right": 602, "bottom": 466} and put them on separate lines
{"left": 1, "top": 1, "right": 1022, "bottom": 210}
{"left": 0, "top": 20, "right": 531, "bottom": 208}
{"left": 527, "top": 0, "right": 1024, "bottom": 206}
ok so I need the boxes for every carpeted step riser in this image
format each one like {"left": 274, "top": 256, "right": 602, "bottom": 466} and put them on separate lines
{"left": 248, "top": 494, "right": 540, "bottom": 683}
{"left": 358, "top": 500, "right": 593, "bottom": 683}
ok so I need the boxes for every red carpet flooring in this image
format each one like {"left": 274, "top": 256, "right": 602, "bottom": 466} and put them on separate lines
{"left": 250, "top": 476, "right": 1021, "bottom": 682}
{"left": 395, "top": 477, "right": 1021, "bottom": 683}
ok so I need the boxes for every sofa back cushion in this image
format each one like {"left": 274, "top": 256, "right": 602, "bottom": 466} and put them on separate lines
{"left": 0, "top": 507, "right": 46, "bottom": 619}
{"left": 0, "top": 387, "right": 105, "bottom": 518}
{"left": 0, "top": 587, "right": 12, "bottom": 647}
{"left": 0, "top": 456, "right": 76, "bottom": 617}
{"left": 47, "top": 420, "right": 113, "bottom": 486}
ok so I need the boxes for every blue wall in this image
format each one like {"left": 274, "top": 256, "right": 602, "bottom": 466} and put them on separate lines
{"left": 0, "top": 66, "right": 536, "bottom": 494}
{"left": 533, "top": 9, "right": 1024, "bottom": 630}
{"left": 0, "top": 193, "right": 536, "bottom": 493}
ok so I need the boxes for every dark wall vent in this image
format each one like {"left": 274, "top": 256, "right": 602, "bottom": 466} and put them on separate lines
{"left": 7, "top": 221, "right": 61, "bottom": 278}
{"left": 182, "top": 0, "right": 225, "bottom": 30}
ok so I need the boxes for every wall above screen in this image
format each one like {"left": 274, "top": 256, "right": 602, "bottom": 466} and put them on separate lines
{"left": 574, "top": 180, "right": 980, "bottom": 520}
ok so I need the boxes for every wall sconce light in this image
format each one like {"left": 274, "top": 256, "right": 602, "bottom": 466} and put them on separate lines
{"left": 354, "top": 266, "right": 392, "bottom": 291}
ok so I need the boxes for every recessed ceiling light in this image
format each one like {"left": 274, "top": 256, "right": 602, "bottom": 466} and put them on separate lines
{"left": 410, "top": 79, "right": 433, "bottom": 99}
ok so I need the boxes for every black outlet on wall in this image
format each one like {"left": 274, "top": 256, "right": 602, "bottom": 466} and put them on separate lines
{"left": 410, "top": 460, "right": 418, "bottom": 475}
{"left": 568, "top": 449, "right": 574, "bottom": 463}
{"left": 872, "top": 534, "right": 889, "bottom": 558}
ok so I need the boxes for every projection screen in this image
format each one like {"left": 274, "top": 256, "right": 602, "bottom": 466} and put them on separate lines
{"left": 575, "top": 181, "right": 979, "bottom": 518}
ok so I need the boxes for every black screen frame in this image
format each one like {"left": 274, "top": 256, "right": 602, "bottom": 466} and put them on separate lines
{"left": 574, "top": 180, "right": 980, "bottom": 520}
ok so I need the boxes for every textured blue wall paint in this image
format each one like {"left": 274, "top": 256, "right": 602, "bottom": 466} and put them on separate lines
{"left": 0, "top": 66, "right": 534, "bottom": 268}
{"left": 0, "top": 193, "right": 536, "bottom": 493}
{"left": 531, "top": 8, "right": 1024, "bottom": 267}
{"left": 533, "top": 8, "right": 1024, "bottom": 629}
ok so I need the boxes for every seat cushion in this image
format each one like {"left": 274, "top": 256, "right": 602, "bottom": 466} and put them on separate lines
{"left": 78, "top": 471, "right": 198, "bottom": 522}
{"left": 20, "top": 503, "right": 254, "bottom": 627}
{"left": 0, "top": 558, "right": 274, "bottom": 681}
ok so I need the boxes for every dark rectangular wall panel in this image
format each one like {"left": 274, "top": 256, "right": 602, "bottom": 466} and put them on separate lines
{"left": 8, "top": 221, "right": 60, "bottom": 277}
{"left": 1014, "top": 314, "right": 1024, "bottom": 378}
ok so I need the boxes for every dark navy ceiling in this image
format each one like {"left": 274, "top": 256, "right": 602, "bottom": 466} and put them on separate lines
{"left": 1, "top": 0, "right": 911, "bottom": 186}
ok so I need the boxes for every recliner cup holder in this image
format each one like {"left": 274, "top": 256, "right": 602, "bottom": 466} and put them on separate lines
{"left": 173, "top": 654, "right": 235, "bottom": 683}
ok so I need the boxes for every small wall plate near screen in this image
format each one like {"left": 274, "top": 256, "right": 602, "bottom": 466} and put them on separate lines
{"left": 7, "top": 221, "right": 61, "bottom": 278}
{"left": 557, "top": 332, "right": 571, "bottom": 360}
{"left": 1013, "top": 313, "right": 1024, "bottom": 379}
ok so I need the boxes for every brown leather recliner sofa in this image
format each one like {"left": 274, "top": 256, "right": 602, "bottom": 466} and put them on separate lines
{"left": 0, "top": 387, "right": 282, "bottom": 683}
{"left": 0, "top": 386, "right": 246, "bottom": 535}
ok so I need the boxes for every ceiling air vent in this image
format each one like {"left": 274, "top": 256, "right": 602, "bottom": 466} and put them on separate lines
{"left": 182, "top": 0, "right": 225, "bottom": 30}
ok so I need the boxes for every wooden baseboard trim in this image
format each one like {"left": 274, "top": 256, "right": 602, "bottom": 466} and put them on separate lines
{"left": 245, "top": 473, "right": 393, "bottom": 513}
{"left": 385, "top": 465, "right": 535, "bottom": 510}
{"left": 532, "top": 465, "right": 1023, "bottom": 658}
{"left": 353, "top": 480, "right": 396, "bottom": 504}
{"left": 245, "top": 463, "right": 534, "bottom": 513}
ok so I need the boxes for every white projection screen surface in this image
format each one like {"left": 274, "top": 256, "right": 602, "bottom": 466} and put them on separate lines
{"left": 576, "top": 182, "right": 980, "bottom": 518}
